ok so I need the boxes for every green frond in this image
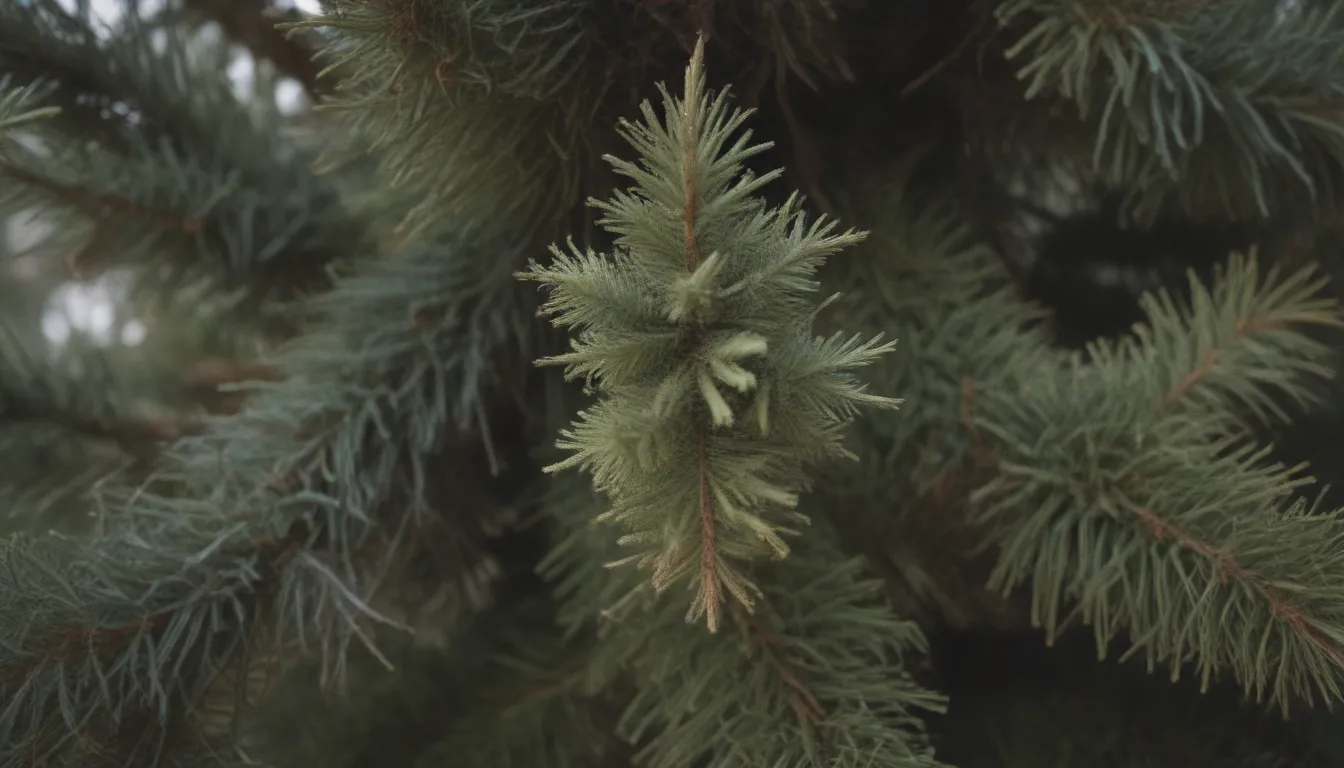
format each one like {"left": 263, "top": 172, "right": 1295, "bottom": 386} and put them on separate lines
{"left": 521, "top": 37, "right": 898, "bottom": 631}
{"left": 996, "top": 0, "right": 1344, "bottom": 221}
{"left": 294, "top": 0, "right": 601, "bottom": 242}
{"left": 0, "top": 1, "right": 352, "bottom": 296}
{"left": 540, "top": 471, "right": 949, "bottom": 768}
{"left": 973, "top": 253, "right": 1344, "bottom": 712}
{"left": 0, "top": 84, "right": 58, "bottom": 134}
{"left": 0, "top": 225, "right": 527, "bottom": 764}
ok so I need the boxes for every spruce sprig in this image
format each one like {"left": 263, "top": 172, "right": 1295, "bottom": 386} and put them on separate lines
{"left": 519, "top": 36, "right": 899, "bottom": 632}
{"left": 0, "top": 85, "right": 59, "bottom": 135}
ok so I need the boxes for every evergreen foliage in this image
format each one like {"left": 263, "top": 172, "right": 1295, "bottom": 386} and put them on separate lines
{"left": 288, "top": 0, "right": 602, "bottom": 242}
{"left": 542, "top": 471, "right": 947, "bottom": 768}
{"left": 521, "top": 38, "right": 899, "bottom": 632}
{"left": 975, "top": 255, "right": 1344, "bottom": 711}
{"left": 0, "top": 1, "right": 349, "bottom": 297}
{"left": 0, "top": 84, "right": 58, "bottom": 133}
{"left": 6, "top": 1, "right": 1344, "bottom": 767}
{"left": 995, "top": 0, "right": 1344, "bottom": 223}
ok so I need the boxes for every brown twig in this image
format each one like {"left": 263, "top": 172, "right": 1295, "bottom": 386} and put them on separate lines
{"left": 187, "top": 0, "right": 324, "bottom": 99}
{"left": 687, "top": 40, "right": 722, "bottom": 633}
{"left": 1163, "top": 315, "right": 1280, "bottom": 407}
{"left": 730, "top": 601, "right": 830, "bottom": 753}
{"left": 1135, "top": 307, "right": 1344, "bottom": 667}
{"left": 901, "top": 27, "right": 977, "bottom": 99}
{"left": 1, "top": 165, "right": 204, "bottom": 279}
{"left": 1134, "top": 507, "right": 1344, "bottom": 667}
{"left": 648, "top": 35, "right": 726, "bottom": 633}
{"left": 3, "top": 166, "right": 203, "bottom": 240}
{"left": 382, "top": 0, "right": 457, "bottom": 88}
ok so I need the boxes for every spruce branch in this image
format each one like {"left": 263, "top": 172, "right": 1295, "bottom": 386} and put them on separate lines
{"left": 291, "top": 0, "right": 599, "bottom": 242}
{"left": 540, "top": 471, "right": 948, "bottom": 768}
{"left": 808, "top": 190, "right": 1059, "bottom": 630}
{"left": 0, "top": 157, "right": 207, "bottom": 280}
{"left": 972, "top": 253, "right": 1344, "bottom": 711}
{"left": 0, "top": 227, "right": 528, "bottom": 765}
{"left": 521, "top": 36, "right": 898, "bottom": 632}
{"left": 995, "top": 0, "right": 1344, "bottom": 221}
{"left": 0, "top": 84, "right": 59, "bottom": 134}
{"left": 1, "top": 1, "right": 299, "bottom": 173}
{"left": 0, "top": 1, "right": 350, "bottom": 295}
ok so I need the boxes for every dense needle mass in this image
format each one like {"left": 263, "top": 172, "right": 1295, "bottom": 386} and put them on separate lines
{"left": 4, "top": 2, "right": 1344, "bottom": 766}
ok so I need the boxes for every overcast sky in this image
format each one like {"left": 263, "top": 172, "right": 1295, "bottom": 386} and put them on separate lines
{"left": 86, "top": 0, "right": 322, "bottom": 20}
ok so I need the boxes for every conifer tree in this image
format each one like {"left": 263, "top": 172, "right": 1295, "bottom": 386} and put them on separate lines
{"left": 5, "top": 2, "right": 1344, "bottom": 767}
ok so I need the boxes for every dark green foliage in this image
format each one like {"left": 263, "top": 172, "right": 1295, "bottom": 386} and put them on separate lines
{"left": 0, "top": 223, "right": 531, "bottom": 764}
{"left": 974, "top": 256, "right": 1344, "bottom": 712}
{"left": 7, "top": 1, "right": 1344, "bottom": 767}
{"left": 0, "top": 1, "right": 351, "bottom": 299}
{"left": 932, "top": 631, "right": 1289, "bottom": 767}
{"left": 541, "top": 471, "right": 947, "bottom": 768}
{"left": 240, "top": 599, "right": 628, "bottom": 768}
{"left": 292, "top": 0, "right": 604, "bottom": 243}
{"left": 996, "top": 0, "right": 1344, "bottom": 223}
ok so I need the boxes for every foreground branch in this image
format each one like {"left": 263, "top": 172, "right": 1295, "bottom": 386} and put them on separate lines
{"left": 521, "top": 35, "right": 898, "bottom": 630}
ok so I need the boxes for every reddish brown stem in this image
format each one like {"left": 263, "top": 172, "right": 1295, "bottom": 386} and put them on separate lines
{"left": 676, "top": 37, "right": 724, "bottom": 632}
{"left": 188, "top": 0, "right": 324, "bottom": 99}
{"left": 1146, "top": 310, "right": 1344, "bottom": 666}
{"left": 731, "top": 602, "right": 830, "bottom": 752}
{"left": 1136, "top": 508, "right": 1344, "bottom": 667}
{"left": 4, "top": 166, "right": 203, "bottom": 237}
